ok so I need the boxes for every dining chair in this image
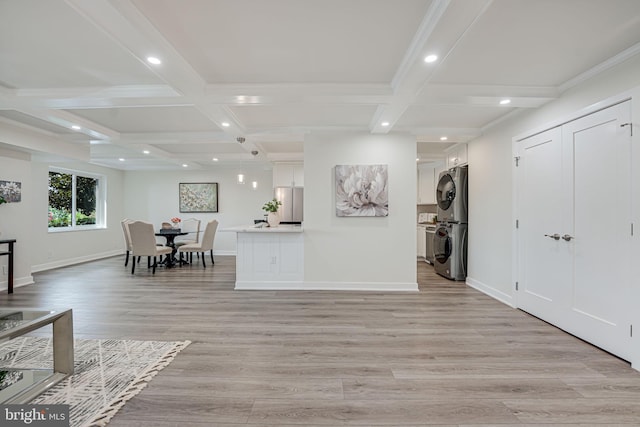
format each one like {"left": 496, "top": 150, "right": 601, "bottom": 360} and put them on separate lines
{"left": 120, "top": 219, "right": 133, "bottom": 266}
{"left": 177, "top": 219, "right": 218, "bottom": 268}
{"left": 175, "top": 218, "right": 201, "bottom": 261}
{"left": 128, "top": 221, "right": 173, "bottom": 274}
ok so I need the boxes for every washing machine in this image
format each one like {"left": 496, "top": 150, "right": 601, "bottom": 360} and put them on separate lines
{"left": 433, "top": 223, "right": 467, "bottom": 281}
{"left": 436, "top": 166, "right": 468, "bottom": 223}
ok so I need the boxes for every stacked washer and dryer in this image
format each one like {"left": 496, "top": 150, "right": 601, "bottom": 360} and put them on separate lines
{"left": 433, "top": 166, "right": 468, "bottom": 281}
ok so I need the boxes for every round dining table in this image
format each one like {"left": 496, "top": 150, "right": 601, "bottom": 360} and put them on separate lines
{"left": 155, "top": 229, "right": 188, "bottom": 267}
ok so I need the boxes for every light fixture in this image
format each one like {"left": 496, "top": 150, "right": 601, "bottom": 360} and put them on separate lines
{"left": 252, "top": 181, "right": 258, "bottom": 190}
{"left": 146, "top": 56, "right": 162, "bottom": 65}
{"left": 440, "top": 136, "right": 448, "bottom": 141}
{"left": 424, "top": 54, "right": 438, "bottom": 63}
{"left": 416, "top": 158, "right": 420, "bottom": 162}
{"left": 221, "top": 122, "right": 230, "bottom": 127}
{"left": 71, "top": 125, "right": 81, "bottom": 130}
{"left": 182, "top": 164, "right": 188, "bottom": 168}
{"left": 381, "top": 122, "right": 390, "bottom": 127}
{"left": 212, "top": 157, "right": 219, "bottom": 162}
{"left": 118, "top": 158, "right": 125, "bottom": 162}
{"left": 237, "top": 173, "right": 245, "bottom": 184}
{"left": 143, "top": 150, "right": 150, "bottom": 154}
{"left": 500, "top": 99, "right": 511, "bottom": 105}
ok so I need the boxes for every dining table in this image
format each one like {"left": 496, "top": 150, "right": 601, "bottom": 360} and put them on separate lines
{"left": 155, "top": 229, "right": 188, "bottom": 268}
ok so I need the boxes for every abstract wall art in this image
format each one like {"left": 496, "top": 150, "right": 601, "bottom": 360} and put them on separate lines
{"left": 335, "top": 164, "right": 388, "bottom": 217}
{"left": 179, "top": 182, "right": 218, "bottom": 213}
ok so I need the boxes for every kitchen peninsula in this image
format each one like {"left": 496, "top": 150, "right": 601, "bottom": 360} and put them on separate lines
{"left": 223, "top": 224, "right": 304, "bottom": 290}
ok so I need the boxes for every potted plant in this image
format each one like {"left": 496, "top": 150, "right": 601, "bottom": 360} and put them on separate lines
{"left": 262, "top": 198, "right": 282, "bottom": 227}
{"left": 0, "top": 195, "right": 6, "bottom": 205}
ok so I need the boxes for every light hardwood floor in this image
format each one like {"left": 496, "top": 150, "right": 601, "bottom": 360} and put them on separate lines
{"left": 2, "top": 256, "right": 640, "bottom": 426}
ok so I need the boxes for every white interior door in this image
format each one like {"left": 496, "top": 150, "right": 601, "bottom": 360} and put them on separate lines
{"left": 562, "top": 101, "right": 632, "bottom": 360}
{"left": 516, "top": 126, "right": 568, "bottom": 325}
{"left": 516, "top": 100, "right": 632, "bottom": 361}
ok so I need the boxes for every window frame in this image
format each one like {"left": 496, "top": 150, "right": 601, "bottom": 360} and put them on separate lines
{"left": 48, "top": 167, "right": 107, "bottom": 232}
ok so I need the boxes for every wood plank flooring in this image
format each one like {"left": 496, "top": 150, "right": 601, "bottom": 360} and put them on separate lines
{"left": 2, "top": 256, "right": 640, "bottom": 426}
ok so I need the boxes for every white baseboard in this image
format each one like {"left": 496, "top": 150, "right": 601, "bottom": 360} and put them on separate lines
{"left": 235, "top": 280, "right": 419, "bottom": 291}
{"left": 0, "top": 275, "right": 35, "bottom": 293}
{"left": 31, "top": 250, "right": 122, "bottom": 273}
{"left": 466, "top": 276, "right": 515, "bottom": 308}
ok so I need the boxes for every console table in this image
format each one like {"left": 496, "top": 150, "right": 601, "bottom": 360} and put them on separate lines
{"left": 0, "top": 239, "right": 15, "bottom": 294}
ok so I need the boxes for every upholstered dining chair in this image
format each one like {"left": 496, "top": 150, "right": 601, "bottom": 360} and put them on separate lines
{"left": 177, "top": 219, "right": 218, "bottom": 268}
{"left": 175, "top": 218, "right": 201, "bottom": 260}
{"left": 120, "top": 218, "right": 134, "bottom": 266}
{"left": 128, "top": 221, "right": 173, "bottom": 274}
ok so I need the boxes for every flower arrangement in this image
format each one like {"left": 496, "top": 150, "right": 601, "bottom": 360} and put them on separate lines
{"left": 170, "top": 217, "right": 181, "bottom": 224}
{"left": 262, "top": 199, "right": 282, "bottom": 213}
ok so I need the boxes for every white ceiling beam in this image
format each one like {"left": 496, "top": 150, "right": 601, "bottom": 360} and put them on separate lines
{"left": 370, "top": 0, "right": 494, "bottom": 134}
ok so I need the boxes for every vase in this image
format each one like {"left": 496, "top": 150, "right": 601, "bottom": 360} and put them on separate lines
{"left": 267, "top": 212, "right": 280, "bottom": 227}
{"left": 172, "top": 222, "right": 180, "bottom": 229}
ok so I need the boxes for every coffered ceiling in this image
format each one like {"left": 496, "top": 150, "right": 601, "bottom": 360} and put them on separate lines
{"left": 1, "top": 0, "right": 639, "bottom": 170}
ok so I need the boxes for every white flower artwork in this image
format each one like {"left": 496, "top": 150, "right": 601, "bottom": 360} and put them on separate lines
{"left": 335, "top": 164, "right": 388, "bottom": 217}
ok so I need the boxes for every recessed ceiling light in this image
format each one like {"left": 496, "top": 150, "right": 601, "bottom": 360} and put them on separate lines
{"left": 416, "top": 158, "right": 420, "bottom": 162}
{"left": 500, "top": 99, "right": 511, "bottom": 105}
{"left": 221, "top": 122, "right": 230, "bottom": 127}
{"left": 424, "top": 54, "right": 438, "bottom": 63}
{"left": 381, "top": 122, "right": 390, "bottom": 127}
{"left": 146, "top": 56, "right": 161, "bottom": 65}
{"left": 143, "top": 150, "right": 150, "bottom": 154}
{"left": 71, "top": 125, "right": 81, "bottom": 130}
{"left": 212, "top": 157, "right": 219, "bottom": 162}
{"left": 440, "top": 136, "right": 448, "bottom": 141}
{"left": 118, "top": 158, "right": 125, "bottom": 162}
{"left": 182, "top": 164, "right": 188, "bottom": 168}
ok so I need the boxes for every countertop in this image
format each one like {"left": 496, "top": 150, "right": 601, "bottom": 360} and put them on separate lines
{"left": 222, "top": 224, "right": 304, "bottom": 233}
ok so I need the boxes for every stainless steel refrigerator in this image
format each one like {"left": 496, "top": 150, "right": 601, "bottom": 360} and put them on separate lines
{"left": 274, "top": 187, "right": 303, "bottom": 224}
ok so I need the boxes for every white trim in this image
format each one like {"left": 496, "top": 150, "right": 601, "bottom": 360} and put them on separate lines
{"left": 559, "top": 41, "right": 640, "bottom": 93}
{"left": 235, "top": 281, "right": 419, "bottom": 292}
{"left": 0, "top": 275, "right": 35, "bottom": 293}
{"left": 31, "top": 250, "right": 121, "bottom": 273}
{"left": 466, "top": 277, "right": 514, "bottom": 308}
{"left": 513, "top": 90, "right": 633, "bottom": 142}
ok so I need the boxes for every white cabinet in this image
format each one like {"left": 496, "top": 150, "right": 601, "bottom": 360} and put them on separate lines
{"left": 417, "top": 162, "right": 444, "bottom": 204}
{"left": 273, "top": 163, "right": 304, "bottom": 187}
{"left": 235, "top": 230, "right": 304, "bottom": 288}
{"left": 444, "top": 143, "right": 468, "bottom": 168}
{"left": 416, "top": 225, "right": 426, "bottom": 258}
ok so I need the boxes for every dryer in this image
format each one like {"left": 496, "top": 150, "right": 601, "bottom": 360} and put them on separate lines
{"left": 433, "top": 223, "right": 467, "bottom": 281}
{"left": 436, "top": 166, "right": 468, "bottom": 223}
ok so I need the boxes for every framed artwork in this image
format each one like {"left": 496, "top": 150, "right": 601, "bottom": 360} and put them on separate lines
{"left": 179, "top": 183, "right": 218, "bottom": 213}
{"left": 0, "top": 180, "right": 22, "bottom": 203}
{"left": 335, "top": 164, "right": 388, "bottom": 217}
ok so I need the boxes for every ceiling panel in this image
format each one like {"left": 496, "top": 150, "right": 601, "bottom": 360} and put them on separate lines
{"left": 0, "top": 111, "right": 75, "bottom": 134}
{"left": 430, "top": 0, "right": 640, "bottom": 86}
{"left": 0, "top": 0, "right": 162, "bottom": 89}
{"left": 65, "top": 106, "right": 220, "bottom": 133}
{"left": 230, "top": 104, "right": 378, "bottom": 129}
{"left": 395, "top": 105, "right": 509, "bottom": 129}
{"left": 132, "top": 0, "right": 433, "bottom": 84}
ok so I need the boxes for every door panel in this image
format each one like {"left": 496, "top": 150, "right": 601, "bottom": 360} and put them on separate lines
{"left": 563, "top": 101, "right": 632, "bottom": 360}
{"left": 517, "top": 127, "right": 566, "bottom": 324}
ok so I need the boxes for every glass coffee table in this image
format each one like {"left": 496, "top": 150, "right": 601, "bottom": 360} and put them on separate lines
{"left": 0, "top": 308, "right": 74, "bottom": 404}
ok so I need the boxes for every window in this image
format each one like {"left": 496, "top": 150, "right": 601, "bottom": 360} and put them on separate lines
{"left": 48, "top": 169, "right": 105, "bottom": 230}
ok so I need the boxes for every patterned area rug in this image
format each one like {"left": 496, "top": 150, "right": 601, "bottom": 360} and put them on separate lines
{"left": 0, "top": 337, "right": 190, "bottom": 427}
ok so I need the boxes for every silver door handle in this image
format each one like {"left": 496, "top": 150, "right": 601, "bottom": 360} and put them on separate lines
{"left": 544, "top": 233, "right": 560, "bottom": 240}
{"left": 562, "top": 234, "right": 574, "bottom": 241}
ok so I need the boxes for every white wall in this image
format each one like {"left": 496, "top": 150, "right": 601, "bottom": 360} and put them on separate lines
{"left": 122, "top": 167, "right": 274, "bottom": 253}
{"left": 303, "top": 132, "right": 417, "bottom": 291}
{"left": 467, "top": 55, "right": 640, "bottom": 306}
{"left": 30, "top": 160, "right": 126, "bottom": 272}
{"left": 0, "top": 148, "right": 35, "bottom": 287}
